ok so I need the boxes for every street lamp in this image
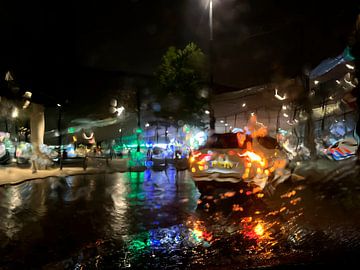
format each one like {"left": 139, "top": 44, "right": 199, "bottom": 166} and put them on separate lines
{"left": 57, "top": 104, "right": 63, "bottom": 162}
{"left": 208, "top": 0, "right": 216, "bottom": 133}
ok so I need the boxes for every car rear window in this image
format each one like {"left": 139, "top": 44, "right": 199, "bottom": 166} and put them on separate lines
{"left": 203, "top": 133, "right": 246, "bottom": 148}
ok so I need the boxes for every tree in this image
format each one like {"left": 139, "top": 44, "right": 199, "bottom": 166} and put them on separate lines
{"left": 154, "top": 43, "right": 209, "bottom": 128}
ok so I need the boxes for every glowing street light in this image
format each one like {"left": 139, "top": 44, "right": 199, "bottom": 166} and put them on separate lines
{"left": 274, "top": 88, "right": 286, "bottom": 101}
{"left": 145, "top": 122, "right": 150, "bottom": 127}
{"left": 314, "top": 80, "right": 319, "bottom": 85}
{"left": 115, "top": 106, "right": 125, "bottom": 116}
{"left": 11, "top": 107, "right": 18, "bottom": 118}
{"left": 242, "top": 103, "right": 246, "bottom": 107}
{"left": 204, "top": 110, "right": 210, "bottom": 115}
{"left": 345, "top": 63, "right": 355, "bottom": 70}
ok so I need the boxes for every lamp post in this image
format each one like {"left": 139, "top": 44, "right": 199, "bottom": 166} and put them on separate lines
{"left": 57, "top": 103, "right": 62, "bottom": 162}
{"left": 208, "top": 0, "right": 216, "bottom": 133}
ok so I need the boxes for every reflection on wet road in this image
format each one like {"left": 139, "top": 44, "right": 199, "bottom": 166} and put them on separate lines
{"left": 1, "top": 167, "right": 360, "bottom": 269}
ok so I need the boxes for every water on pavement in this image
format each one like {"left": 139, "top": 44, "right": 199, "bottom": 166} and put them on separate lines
{"left": 1, "top": 166, "right": 360, "bottom": 269}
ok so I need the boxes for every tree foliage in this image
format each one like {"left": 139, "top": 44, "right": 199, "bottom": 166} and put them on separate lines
{"left": 154, "top": 43, "right": 209, "bottom": 127}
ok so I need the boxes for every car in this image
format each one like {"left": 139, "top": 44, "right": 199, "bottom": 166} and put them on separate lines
{"left": 189, "top": 132, "right": 287, "bottom": 194}
{"left": 324, "top": 137, "right": 358, "bottom": 161}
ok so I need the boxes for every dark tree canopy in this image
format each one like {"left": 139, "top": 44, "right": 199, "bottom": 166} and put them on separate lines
{"left": 154, "top": 43, "right": 209, "bottom": 127}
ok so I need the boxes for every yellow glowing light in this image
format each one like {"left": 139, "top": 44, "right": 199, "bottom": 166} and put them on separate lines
{"left": 254, "top": 223, "right": 264, "bottom": 236}
{"left": 72, "top": 136, "right": 77, "bottom": 142}
{"left": 246, "top": 162, "right": 252, "bottom": 168}
{"left": 198, "top": 165, "right": 204, "bottom": 171}
{"left": 256, "top": 168, "right": 262, "bottom": 174}
{"left": 255, "top": 211, "right": 261, "bottom": 214}
{"left": 190, "top": 157, "right": 195, "bottom": 163}
{"left": 191, "top": 167, "right": 196, "bottom": 173}
{"left": 239, "top": 189, "right": 244, "bottom": 193}
{"left": 264, "top": 169, "right": 269, "bottom": 176}
{"left": 257, "top": 193, "right": 264, "bottom": 198}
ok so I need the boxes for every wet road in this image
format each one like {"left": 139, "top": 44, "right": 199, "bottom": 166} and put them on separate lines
{"left": 1, "top": 166, "right": 360, "bottom": 269}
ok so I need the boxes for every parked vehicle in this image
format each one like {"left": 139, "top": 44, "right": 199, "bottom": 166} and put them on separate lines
{"left": 189, "top": 132, "right": 287, "bottom": 194}
{"left": 324, "top": 137, "right": 358, "bottom": 161}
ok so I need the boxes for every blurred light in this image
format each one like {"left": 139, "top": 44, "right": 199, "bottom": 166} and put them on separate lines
{"left": 345, "top": 63, "right": 355, "bottom": 70}
{"left": 282, "top": 105, "right": 287, "bottom": 110}
{"left": 274, "top": 88, "right": 286, "bottom": 100}
{"left": 145, "top": 123, "right": 150, "bottom": 127}
{"left": 283, "top": 113, "right": 289, "bottom": 118}
{"left": 224, "top": 123, "right": 228, "bottom": 126}
{"left": 11, "top": 108, "right": 18, "bottom": 118}
{"left": 329, "top": 96, "right": 334, "bottom": 100}
{"left": 254, "top": 223, "right": 264, "bottom": 236}
{"left": 22, "top": 100, "right": 30, "bottom": 109}
{"left": 204, "top": 110, "right": 210, "bottom": 115}
{"left": 119, "top": 128, "right": 122, "bottom": 133}
{"left": 242, "top": 103, "right": 246, "bottom": 107}
{"left": 57, "top": 103, "right": 61, "bottom": 107}
{"left": 109, "top": 107, "right": 117, "bottom": 114}
{"left": 344, "top": 75, "right": 357, "bottom": 88}
{"left": 116, "top": 106, "right": 125, "bottom": 116}
{"left": 220, "top": 120, "right": 224, "bottom": 123}
{"left": 336, "top": 80, "right": 341, "bottom": 84}
{"left": 68, "top": 127, "right": 76, "bottom": 134}
{"left": 229, "top": 126, "right": 232, "bottom": 129}
{"left": 314, "top": 80, "right": 319, "bottom": 85}
{"left": 24, "top": 91, "right": 32, "bottom": 99}
{"left": 110, "top": 98, "right": 117, "bottom": 107}
{"left": 251, "top": 112, "right": 255, "bottom": 116}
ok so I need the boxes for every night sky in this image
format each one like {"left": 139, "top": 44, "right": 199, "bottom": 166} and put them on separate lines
{"left": 0, "top": 0, "right": 359, "bottom": 107}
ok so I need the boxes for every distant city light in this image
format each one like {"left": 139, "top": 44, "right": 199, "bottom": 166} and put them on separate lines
{"left": 116, "top": 106, "right": 125, "bottom": 116}
{"left": 345, "top": 63, "right": 355, "bottom": 70}
{"left": 274, "top": 88, "right": 286, "bottom": 100}
{"left": 242, "top": 103, "right": 246, "bottom": 107}
{"left": 11, "top": 108, "right": 18, "bottom": 118}
{"left": 22, "top": 100, "right": 30, "bottom": 109}
{"left": 24, "top": 91, "right": 32, "bottom": 99}
{"left": 204, "top": 110, "right": 210, "bottom": 115}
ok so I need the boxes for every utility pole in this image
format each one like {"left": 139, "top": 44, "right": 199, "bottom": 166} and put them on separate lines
{"left": 208, "top": 0, "right": 216, "bottom": 133}
{"left": 136, "top": 89, "right": 141, "bottom": 152}
{"left": 57, "top": 104, "right": 62, "bottom": 162}
{"left": 303, "top": 74, "right": 316, "bottom": 159}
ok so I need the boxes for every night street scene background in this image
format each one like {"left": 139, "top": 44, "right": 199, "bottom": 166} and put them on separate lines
{"left": 1, "top": 0, "right": 360, "bottom": 269}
